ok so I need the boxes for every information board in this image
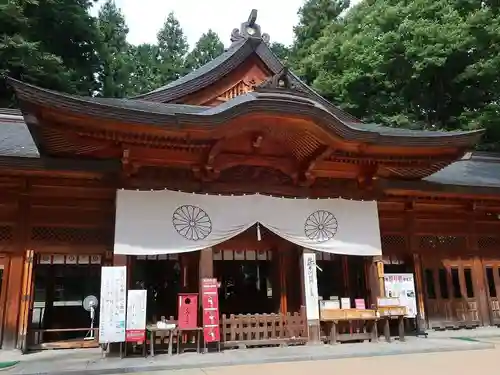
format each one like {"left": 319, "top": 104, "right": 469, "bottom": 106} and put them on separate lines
{"left": 302, "top": 252, "right": 320, "bottom": 320}
{"left": 201, "top": 278, "right": 220, "bottom": 343}
{"left": 126, "top": 289, "right": 147, "bottom": 342}
{"left": 384, "top": 273, "right": 417, "bottom": 318}
{"left": 99, "top": 266, "right": 127, "bottom": 344}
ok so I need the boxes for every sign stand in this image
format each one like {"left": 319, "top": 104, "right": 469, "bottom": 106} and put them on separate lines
{"left": 98, "top": 266, "right": 127, "bottom": 358}
{"left": 302, "top": 251, "right": 321, "bottom": 344}
{"left": 125, "top": 289, "right": 148, "bottom": 357}
{"left": 201, "top": 278, "right": 221, "bottom": 353}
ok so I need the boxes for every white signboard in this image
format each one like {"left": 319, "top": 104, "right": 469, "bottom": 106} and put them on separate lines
{"left": 302, "top": 251, "right": 320, "bottom": 320}
{"left": 384, "top": 273, "right": 417, "bottom": 318}
{"left": 126, "top": 289, "right": 147, "bottom": 342}
{"left": 99, "top": 266, "right": 127, "bottom": 344}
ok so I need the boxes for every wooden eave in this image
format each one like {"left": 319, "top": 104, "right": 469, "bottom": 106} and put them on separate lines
{"left": 9, "top": 78, "right": 483, "bottom": 150}
{"left": 0, "top": 156, "right": 119, "bottom": 180}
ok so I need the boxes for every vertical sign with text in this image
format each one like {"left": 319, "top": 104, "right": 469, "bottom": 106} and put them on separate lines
{"left": 99, "top": 266, "right": 127, "bottom": 344}
{"left": 126, "top": 289, "right": 147, "bottom": 342}
{"left": 302, "top": 251, "right": 320, "bottom": 321}
{"left": 201, "top": 278, "right": 220, "bottom": 343}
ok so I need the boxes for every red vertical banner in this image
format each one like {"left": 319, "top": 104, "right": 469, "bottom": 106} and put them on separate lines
{"left": 201, "top": 278, "right": 220, "bottom": 343}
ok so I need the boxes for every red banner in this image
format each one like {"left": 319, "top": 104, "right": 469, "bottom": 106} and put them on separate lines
{"left": 126, "top": 329, "right": 145, "bottom": 343}
{"left": 201, "top": 278, "right": 220, "bottom": 343}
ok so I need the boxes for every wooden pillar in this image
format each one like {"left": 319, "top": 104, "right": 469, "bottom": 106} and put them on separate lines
{"left": 406, "top": 204, "right": 427, "bottom": 328}
{"left": 467, "top": 212, "right": 490, "bottom": 325}
{"left": 3, "top": 253, "right": 25, "bottom": 349}
{"left": 413, "top": 254, "right": 426, "bottom": 322}
{"left": 3, "top": 190, "right": 31, "bottom": 350}
{"left": 367, "top": 256, "right": 384, "bottom": 308}
{"left": 279, "top": 246, "right": 289, "bottom": 315}
{"left": 199, "top": 248, "right": 213, "bottom": 280}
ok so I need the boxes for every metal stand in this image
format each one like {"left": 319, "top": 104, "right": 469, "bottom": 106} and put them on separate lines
{"left": 415, "top": 313, "right": 428, "bottom": 338}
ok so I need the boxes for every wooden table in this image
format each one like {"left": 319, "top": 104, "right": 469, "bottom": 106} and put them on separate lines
{"left": 320, "top": 309, "right": 379, "bottom": 344}
{"left": 177, "top": 327, "right": 203, "bottom": 355}
{"left": 379, "top": 315, "right": 406, "bottom": 342}
{"left": 147, "top": 325, "right": 176, "bottom": 357}
{"left": 377, "top": 306, "right": 406, "bottom": 342}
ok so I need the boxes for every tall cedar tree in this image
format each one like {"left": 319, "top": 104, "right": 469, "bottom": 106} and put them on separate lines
{"left": 304, "top": 0, "right": 500, "bottom": 149}
{"left": 126, "top": 43, "right": 162, "bottom": 96}
{"left": 291, "top": 0, "right": 350, "bottom": 83}
{"left": 25, "top": 0, "right": 102, "bottom": 95}
{"left": 185, "top": 30, "right": 224, "bottom": 70}
{"left": 0, "top": 0, "right": 100, "bottom": 106}
{"left": 156, "top": 12, "right": 189, "bottom": 85}
{"left": 97, "top": 0, "right": 131, "bottom": 98}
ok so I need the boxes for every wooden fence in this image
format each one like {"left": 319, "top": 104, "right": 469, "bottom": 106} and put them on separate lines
{"left": 221, "top": 307, "right": 307, "bottom": 347}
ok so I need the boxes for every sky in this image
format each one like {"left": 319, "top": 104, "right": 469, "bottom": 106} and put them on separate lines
{"left": 91, "top": 0, "right": 331, "bottom": 49}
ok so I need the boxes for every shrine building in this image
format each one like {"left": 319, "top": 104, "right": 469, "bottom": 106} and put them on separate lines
{"left": 0, "top": 10, "right": 499, "bottom": 351}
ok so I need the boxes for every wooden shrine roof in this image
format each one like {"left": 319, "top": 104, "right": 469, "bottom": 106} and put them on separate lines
{"left": 2, "top": 108, "right": 499, "bottom": 195}
{"left": 7, "top": 78, "right": 483, "bottom": 149}
{"left": 1, "top": 10, "right": 495, "bottom": 199}
{"left": 0, "top": 109, "right": 118, "bottom": 176}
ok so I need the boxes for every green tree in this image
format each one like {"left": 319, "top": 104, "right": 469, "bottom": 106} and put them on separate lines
{"left": 156, "top": 12, "right": 189, "bottom": 85}
{"left": 305, "top": 0, "right": 500, "bottom": 149}
{"left": 25, "top": 0, "right": 102, "bottom": 95}
{"left": 0, "top": 0, "right": 75, "bottom": 107}
{"left": 291, "top": 0, "right": 350, "bottom": 82}
{"left": 269, "top": 42, "right": 290, "bottom": 64}
{"left": 97, "top": 0, "right": 131, "bottom": 98}
{"left": 126, "top": 43, "right": 162, "bottom": 96}
{"left": 185, "top": 29, "right": 224, "bottom": 70}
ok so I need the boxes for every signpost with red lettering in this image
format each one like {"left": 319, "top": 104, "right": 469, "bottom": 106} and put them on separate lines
{"left": 201, "top": 278, "right": 220, "bottom": 350}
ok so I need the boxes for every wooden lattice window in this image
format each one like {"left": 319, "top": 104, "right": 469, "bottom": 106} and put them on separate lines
{"left": 418, "top": 235, "right": 466, "bottom": 251}
{"left": 381, "top": 234, "right": 406, "bottom": 253}
{"left": 478, "top": 236, "right": 500, "bottom": 250}
{"left": 0, "top": 225, "right": 13, "bottom": 242}
{"left": 30, "top": 226, "right": 107, "bottom": 245}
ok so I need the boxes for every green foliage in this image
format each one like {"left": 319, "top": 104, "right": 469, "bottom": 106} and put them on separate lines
{"left": 298, "top": 0, "right": 500, "bottom": 149}
{"left": 269, "top": 42, "right": 290, "bottom": 64}
{"left": 185, "top": 29, "right": 224, "bottom": 70}
{"left": 126, "top": 43, "right": 162, "bottom": 96}
{"left": 291, "top": 0, "right": 350, "bottom": 82}
{"left": 97, "top": 0, "right": 131, "bottom": 98}
{"left": 156, "top": 12, "right": 189, "bottom": 85}
{"left": 0, "top": 0, "right": 100, "bottom": 107}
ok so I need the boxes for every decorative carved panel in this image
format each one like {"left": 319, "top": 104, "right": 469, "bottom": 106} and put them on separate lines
{"left": 478, "top": 236, "right": 500, "bottom": 250}
{"left": 418, "top": 235, "right": 466, "bottom": 252}
{"left": 217, "top": 166, "right": 294, "bottom": 185}
{"left": 217, "top": 79, "right": 256, "bottom": 102}
{"left": 30, "top": 226, "right": 108, "bottom": 245}
{"left": 381, "top": 234, "right": 407, "bottom": 254}
{"left": 0, "top": 226, "right": 13, "bottom": 242}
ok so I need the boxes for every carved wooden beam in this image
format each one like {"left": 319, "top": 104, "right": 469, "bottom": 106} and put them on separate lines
{"left": 357, "top": 164, "right": 379, "bottom": 190}
{"left": 205, "top": 138, "right": 226, "bottom": 173}
{"left": 300, "top": 146, "right": 334, "bottom": 186}
{"left": 121, "top": 149, "right": 139, "bottom": 177}
{"left": 212, "top": 153, "right": 299, "bottom": 183}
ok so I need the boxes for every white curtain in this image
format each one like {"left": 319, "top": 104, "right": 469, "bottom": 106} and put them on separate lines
{"left": 114, "top": 190, "right": 382, "bottom": 256}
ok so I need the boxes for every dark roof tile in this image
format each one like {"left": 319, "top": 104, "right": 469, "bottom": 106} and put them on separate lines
{"left": 0, "top": 112, "right": 39, "bottom": 158}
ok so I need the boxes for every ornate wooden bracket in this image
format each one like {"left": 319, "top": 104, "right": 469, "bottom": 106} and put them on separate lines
{"left": 300, "top": 146, "right": 333, "bottom": 186}
{"left": 357, "top": 164, "right": 379, "bottom": 190}
{"left": 205, "top": 138, "right": 227, "bottom": 175}
{"left": 121, "top": 149, "right": 139, "bottom": 177}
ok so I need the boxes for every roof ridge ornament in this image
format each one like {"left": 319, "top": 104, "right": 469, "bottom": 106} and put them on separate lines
{"left": 230, "top": 9, "right": 270, "bottom": 45}
{"left": 256, "top": 67, "right": 307, "bottom": 94}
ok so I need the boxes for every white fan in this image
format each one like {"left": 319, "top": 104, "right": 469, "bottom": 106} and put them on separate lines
{"left": 83, "top": 295, "right": 98, "bottom": 340}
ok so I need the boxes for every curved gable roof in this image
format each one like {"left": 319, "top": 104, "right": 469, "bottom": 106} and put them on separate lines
{"left": 131, "top": 14, "right": 359, "bottom": 123}
{"left": 7, "top": 78, "right": 483, "bottom": 149}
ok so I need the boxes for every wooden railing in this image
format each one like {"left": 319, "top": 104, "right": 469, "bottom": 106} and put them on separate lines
{"left": 221, "top": 307, "right": 307, "bottom": 347}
